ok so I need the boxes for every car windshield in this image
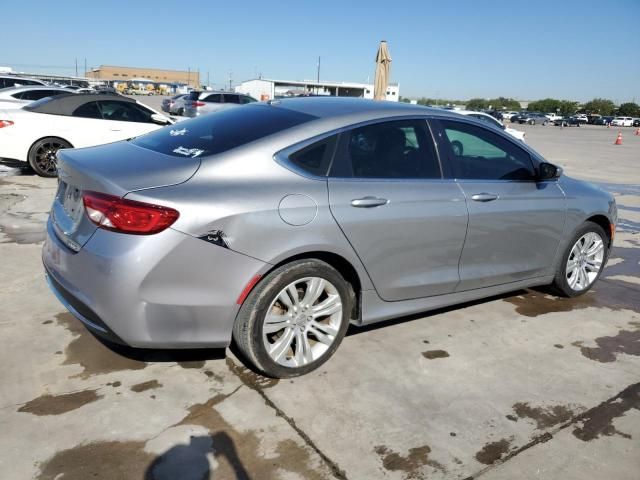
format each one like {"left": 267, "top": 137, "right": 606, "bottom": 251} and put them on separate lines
{"left": 131, "top": 104, "right": 317, "bottom": 158}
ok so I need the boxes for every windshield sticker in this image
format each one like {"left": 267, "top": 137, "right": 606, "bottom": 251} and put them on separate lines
{"left": 169, "top": 128, "right": 188, "bottom": 136}
{"left": 173, "top": 146, "right": 204, "bottom": 158}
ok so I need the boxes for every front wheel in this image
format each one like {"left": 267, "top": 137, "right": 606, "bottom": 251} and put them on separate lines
{"left": 27, "top": 137, "right": 71, "bottom": 177}
{"left": 233, "top": 260, "right": 353, "bottom": 378}
{"left": 551, "top": 222, "right": 609, "bottom": 297}
{"left": 529, "top": 119, "right": 535, "bottom": 125}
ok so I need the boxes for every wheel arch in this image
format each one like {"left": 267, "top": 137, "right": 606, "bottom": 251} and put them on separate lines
{"left": 585, "top": 214, "right": 614, "bottom": 247}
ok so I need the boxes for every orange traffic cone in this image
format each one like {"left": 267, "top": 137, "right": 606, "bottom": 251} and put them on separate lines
{"left": 614, "top": 131, "right": 623, "bottom": 145}
{"left": 635, "top": 128, "right": 640, "bottom": 136}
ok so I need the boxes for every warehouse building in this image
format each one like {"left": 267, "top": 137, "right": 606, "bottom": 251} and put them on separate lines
{"left": 235, "top": 78, "right": 400, "bottom": 102}
{"left": 85, "top": 65, "right": 200, "bottom": 88}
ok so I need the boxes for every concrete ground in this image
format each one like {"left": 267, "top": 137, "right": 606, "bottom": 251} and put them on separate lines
{"left": 0, "top": 121, "right": 638, "bottom": 480}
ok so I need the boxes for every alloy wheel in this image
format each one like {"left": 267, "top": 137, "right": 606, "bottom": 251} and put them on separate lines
{"left": 262, "top": 277, "right": 343, "bottom": 368}
{"left": 566, "top": 232, "right": 605, "bottom": 291}
{"left": 34, "top": 141, "right": 65, "bottom": 176}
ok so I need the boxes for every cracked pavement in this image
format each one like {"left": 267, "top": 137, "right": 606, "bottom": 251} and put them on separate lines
{"left": 0, "top": 124, "right": 639, "bottom": 479}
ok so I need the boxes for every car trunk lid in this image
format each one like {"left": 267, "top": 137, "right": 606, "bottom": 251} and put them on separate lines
{"left": 51, "top": 140, "right": 200, "bottom": 250}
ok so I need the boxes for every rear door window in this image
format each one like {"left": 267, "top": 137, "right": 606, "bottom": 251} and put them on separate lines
{"left": 131, "top": 104, "right": 317, "bottom": 158}
{"left": 203, "top": 94, "right": 223, "bottom": 103}
{"left": 72, "top": 101, "right": 103, "bottom": 119}
{"left": 223, "top": 94, "right": 240, "bottom": 104}
{"left": 331, "top": 119, "right": 441, "bottom": 179}
{"left": 240, "top": 95, "right": 256, "bottom": 104}
{"left": 97, "top": 101, "right": 153, "bottom": 123}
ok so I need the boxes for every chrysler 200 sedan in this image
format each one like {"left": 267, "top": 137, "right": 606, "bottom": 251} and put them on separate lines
{"left": 43, "top": 98, "right": 617, "bottom": 378}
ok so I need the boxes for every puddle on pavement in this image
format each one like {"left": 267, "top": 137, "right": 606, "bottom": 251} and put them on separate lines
{"left": 225, "top": 357, "right": 279, "bottom": 389}
{"left": 37, "top": 440, "right": 154, "bottom": 480}
{"left": 19, "top": 390, "right": 102, "bottom": 416}
{"left": 56, "top": 313, "right": 147, "bottom": 378}
{"left": 130, "top": 380, "right": 162, "bottom": 393}
{"left": 510, "top": 402, "right": 577, "bottom": 429}
{"left": 374, "top": 444, "right": 445, "bottom": 476}
{"left": 474, "top": 437, "right": 513, "bottom": 465}
{"left": 422, "top": 350, "right": 450, "bottom": 360}
{"left": 573, "top": 329, "right": 640, "bottom": 363}
{"left": 572, "top": 383, "right": 639, "bottom": 441}
{"left": 0, "top": 193, "right": 47, "bottom": 244}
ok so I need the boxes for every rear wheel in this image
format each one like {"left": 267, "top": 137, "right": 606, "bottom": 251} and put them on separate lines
{"left": 233, "top": 259, "right": 353, "bottom": 378}
{"left": 27, "top": 137, "right": 71, "bottom": 177}
{"left": 551, "top": 222, "right": 608, "bottom": 297}
{"left": 529, "top": 119, "right": 535, "bottom": 125}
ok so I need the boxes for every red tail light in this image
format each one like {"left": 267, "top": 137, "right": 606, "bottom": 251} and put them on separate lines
{"left": 0, "top": 120, "right": 14, "bottom": 128}
{"left": 82, "top": 191, "right": 179, "bottom": 235}
{"left": 192, "top": 101, "right": 205, "bottom": 107}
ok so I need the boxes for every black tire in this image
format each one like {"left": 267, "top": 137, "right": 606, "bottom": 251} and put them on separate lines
{"left": 177, "top": 108, "right": 184, "bottom": 116}
{"left": 529, "top": 119, "right": 535, "bottom": 125}
{"left": 543, "top": 121, "right": 548, "bottom": 126}
{"left": 550, "top": 221, "right": 609, "bottom": 298}
{"left": 27, "top": 137, "right": 71, "bottom": 177}
{"left": 232, "top": 259, "right": 354, "bottom": 378}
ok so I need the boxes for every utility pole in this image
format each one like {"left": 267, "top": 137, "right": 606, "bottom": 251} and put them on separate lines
{"left": 207, "top": 71, "right": 210, "bottom": 88}
{"left": 187, "top": 67, "right": 191, "bottom": 87}
{"left": 317, "top": 56, "right": 321, "bottom": 83}
{"left": 228, "top": 71, "right": 232, "bottom": 91}
{"left": 75, "top": 58, "right": 78, "bottom": 77}
{"left": 84, "top": 58, "right": 87, "bottom": 78}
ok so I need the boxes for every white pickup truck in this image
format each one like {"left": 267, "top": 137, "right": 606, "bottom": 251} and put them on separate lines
{"left": 545, "top": 112, "right": 563, "bottom": 121}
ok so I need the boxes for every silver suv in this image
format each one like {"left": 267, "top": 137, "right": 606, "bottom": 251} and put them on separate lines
{"left": 182, "top": 91, "right": 257, "bottom": 117}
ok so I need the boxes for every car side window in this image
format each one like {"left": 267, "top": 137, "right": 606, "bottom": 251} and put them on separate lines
{"left": 471, "top": 114, "right": 501, "bottom": 129}
{"left": 17, "top": 90, "right": 63, "bottom": 101}
{"left": 97, "top": 101, "right": 153, "bottom": 123}
{"left": 72, "top": 101, "right": 103, "bottom": 119}
{"left": 288, "top": 136, "right": 337, "bottom": 177}
{"left": 204, "top": 94, "right": 223, "bottom": 103}
{"left": 440, "top": 120, "right": 535, "bottom": 181}
{"left": 223, "top": 94, "right": 240, "bottom": 104}
{"left": 332, "top": 120, "right": 441, "bottom": 179}
{"left": 240, "top": 95, "right": 256, "bottom": 104}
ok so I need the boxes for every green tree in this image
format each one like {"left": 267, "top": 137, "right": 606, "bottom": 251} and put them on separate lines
{"left": 582, "top": 98, "right": 615, "bottom": 116}
{"left": 489, "top": 97, "right": 521, "bottom": 110}
{"left": 617, "top": 102, "right": 640, "bottom": 116}
{"left": 399, "top": 96, "right": 412, "bottom": 103}
{"left": 527, "top": 98, "right": 578, "bottom": 116}
{"left": 465, "top": 98, "right": 489, "bottom": 110}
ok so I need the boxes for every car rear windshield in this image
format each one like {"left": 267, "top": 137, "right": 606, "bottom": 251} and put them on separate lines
{"left": 131, "top": 104, "right": 317, "bottom": 158}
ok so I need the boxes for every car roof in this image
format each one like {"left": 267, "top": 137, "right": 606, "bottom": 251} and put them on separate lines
{"left": 269, "top": 96, "right": 446, "bottom": 120}
{"left": 24, "top": 93, "right": 137, "bottom": 116}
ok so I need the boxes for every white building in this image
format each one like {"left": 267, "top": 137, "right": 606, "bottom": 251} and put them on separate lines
{"left": 235, "top": 78, "right": 400, "bottom": 102}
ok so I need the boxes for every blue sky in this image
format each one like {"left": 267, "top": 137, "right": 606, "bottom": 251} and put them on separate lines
{"left": 2, "top": 0, "right": 639, "bottom": 102}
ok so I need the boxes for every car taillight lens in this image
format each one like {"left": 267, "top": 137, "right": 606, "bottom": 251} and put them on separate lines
{"left": 82, "top": 191, "right": 179, "bottom": 235}
{"left": 0, "top": 120, "right": 14, "bottom": 128}
{"left": 192, "top": 101, "right": 205, "bottom": 107}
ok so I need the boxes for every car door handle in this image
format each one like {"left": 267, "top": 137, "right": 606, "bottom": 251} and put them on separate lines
{"left": 471, "top": 193, "right": 499, "bottom": 202}
{"left": 351, "top": 196, "right": 389, "bottom": 208}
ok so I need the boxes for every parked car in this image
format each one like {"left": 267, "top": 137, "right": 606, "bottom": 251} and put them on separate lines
{"left": 42, "top": 97, "right": 616, "bottom": 377}
{"left": 0, "top": 75, "right": 45, "bottom": 90}
{"left": 183, "top": 91, "right": 258, "bottom": 118}
{"left": 593, "top": 116, "right": 614, "bottom": 126}
{"left": 0, "top": 86, "right": 70, "bottom": 109}
{"left": 161, "top": 94, "right": 188, "bottom": 115}
{"left": 509, "top": 112, "right": 529, "bottom": 123}
{"left": 0, "top": 93, "right": 172, "bottom": 177}
{"left": 501, "top": 111, "right": 519, "bottom": 122}
{"left": 610, "top": 117, "right": 634, "bottom": 127}
{"left": 517, "top": 112, "right": 549, "bottom": 125}
{"left": 545, "top": 113, "right": 563, "bottom": 122}
{"left": 62, "top": 85, "right": 82, "bottom": 91}
{"left": 586, "top": 114, "right": 601, "bottom": 124}
{"left": 633, "top": 118, "right": 640, "bottom": 127}
{"left": 455, "top": 110, "right": 526, "bottom": 142}
{"left": 574, "top": 114, "right": 589, "bottom": 124}
{"left": 554, "top": 116, "right": 582, "bottom": 127}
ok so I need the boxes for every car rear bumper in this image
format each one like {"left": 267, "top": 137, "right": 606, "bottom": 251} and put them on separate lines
{"left": 43, "top": 218, "right": 269, "bottom": 348}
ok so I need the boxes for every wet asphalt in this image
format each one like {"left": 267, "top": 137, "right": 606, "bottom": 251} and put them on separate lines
{"left": 0, "top": 123, "right": 639, "bottom": 479}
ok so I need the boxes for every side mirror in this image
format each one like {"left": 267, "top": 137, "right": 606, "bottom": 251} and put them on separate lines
{"left": 151, "top": 113, "right": 172, "bottom": 125}
{"left": 538, "top": 162, "right": 562, "bottom": 180}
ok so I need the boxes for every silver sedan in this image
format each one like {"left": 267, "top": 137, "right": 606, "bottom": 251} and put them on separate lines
{"left": 43, "top": 98, "right": 616, "bottom": 377}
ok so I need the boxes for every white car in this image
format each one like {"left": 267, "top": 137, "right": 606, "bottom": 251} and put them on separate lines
{"left": 0, "top": 93, "right": 172, "bottom": 177}
{"left": 575, "top": 114, "right": 589, "bottom": 123}
{"left": 501, "top": 111, "right": 519, "bottom": 121}
{"left": 455, "top": 110, "right": 526, "bottom": 142}
{"left": 0, "top": 75, "right": 45, "bottom": 90}
{"left": 545, "top": 113, "right": 563, "bottom": 121}
{"left": 0, "top": 86, "right": 70, "bottom": 109}
{"left": 611, "top": 116, "right": 634, "bottom": 127}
